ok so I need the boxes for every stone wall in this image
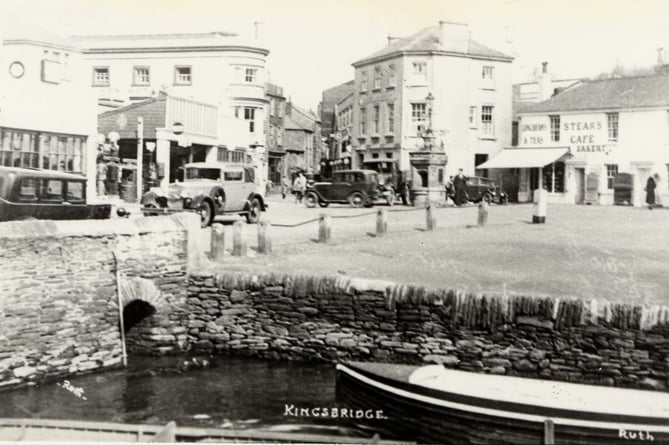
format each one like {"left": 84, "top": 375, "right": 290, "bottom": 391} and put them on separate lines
{"left": 187, "top": 272, "right": 669, "bottom": 391}
{"left": 0, "top": 214, "right": 196, "bottom": 389}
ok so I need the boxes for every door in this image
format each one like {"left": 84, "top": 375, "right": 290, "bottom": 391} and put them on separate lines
{"left": 529, "top": 168, "right": 540, "bottom": 201}
{"left": 574, "top": 168, "right": 585, "bottom": 204}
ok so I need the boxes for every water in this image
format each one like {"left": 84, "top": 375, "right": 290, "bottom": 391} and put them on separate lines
{"left": 0, "top": 355, "right": 364, "bottom": 435}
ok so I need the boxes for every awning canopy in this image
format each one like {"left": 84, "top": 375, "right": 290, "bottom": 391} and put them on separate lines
{"left": 477, "top": 147, "right": 571, "bottom": 169}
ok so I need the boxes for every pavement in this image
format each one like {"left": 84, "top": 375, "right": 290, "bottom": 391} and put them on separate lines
{"left": 109, "top": 192, "right": 669, "bottom": 305}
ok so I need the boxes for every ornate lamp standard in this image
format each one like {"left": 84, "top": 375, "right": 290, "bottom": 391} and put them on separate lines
{"left": 408, "top": 92, "right": 448, "bottom": 206}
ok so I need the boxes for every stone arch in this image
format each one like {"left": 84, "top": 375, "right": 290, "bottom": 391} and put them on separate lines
{"left": 119, "top": 277, "right": 168, "bottom": 310}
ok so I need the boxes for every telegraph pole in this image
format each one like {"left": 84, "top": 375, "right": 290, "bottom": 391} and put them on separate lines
{"left": 137, "top": 117, "right": 144, "bottom": 203}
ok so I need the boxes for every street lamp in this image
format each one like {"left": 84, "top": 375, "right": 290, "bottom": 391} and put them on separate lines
{"left": 420, "top": 93, "right": 436, "bottom": 151}
{"left": 425, "top": 92, "right": 434, "bottom": 131}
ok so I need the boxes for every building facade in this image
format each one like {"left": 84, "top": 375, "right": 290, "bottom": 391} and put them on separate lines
{"left": 283, "top": 102, "right": 322, "bottom": 177}
{"left": 73, "top": 32, "right": 270, "bottom": 195}
{"left": 1, "top": 30, "right": 98, "bottom": 197}
{"left": 350, "top": 21, "right": 513, "bottom": 186}
{"left": 320, "top": 80, "right": 355, "bottom": 166}
{"left": 265, "top": 83, "right": 286, "bottom": 184}
{"left": 482, "top": 74, "right": 669, "bottom": 207}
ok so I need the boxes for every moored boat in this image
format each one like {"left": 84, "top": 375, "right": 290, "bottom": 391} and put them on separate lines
{"left": 336, "top": 361, "right": 669, "bottom": 444}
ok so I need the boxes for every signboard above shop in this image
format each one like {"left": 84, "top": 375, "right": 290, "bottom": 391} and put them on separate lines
{"left": 561, "top": 114, "right": 610, "bottom": 157}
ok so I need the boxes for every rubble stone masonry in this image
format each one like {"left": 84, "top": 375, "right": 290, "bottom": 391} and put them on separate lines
{"left": 187, "top": 273, "right": 669, "bottom": 392}
{"left": 0, "top": 215, "right": 192, "bottom": 389}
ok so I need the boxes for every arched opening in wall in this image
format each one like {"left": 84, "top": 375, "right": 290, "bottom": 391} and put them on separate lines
{"left": 123, "top": 300, "right": 156, "bottom": 333}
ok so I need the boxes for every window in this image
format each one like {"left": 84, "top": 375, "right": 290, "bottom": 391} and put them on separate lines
{"left": 92, "top": 67, "right": 109, "bottom": 86}
{"left": 360, "top": 107, "right": 367, "bottom": 135}
{"left": 606, "top": 164, "right": 618, "bottom": 189}
{"left": 475, "top": 154, "right": 489, "bottom": 178}
{"left": 550, "top": 115, "right": 560, "bottom": 142}
{"left": 481, "top": 106, "right": 494, "bottom": 136}
{"left": 360, "top": 71, "right": 368, "bottom": 92}
{"left": 133, "top": 66, "right": 150, "bottom": 86}
{"left": 542, "top": 162, "right": 565, "bottom": 193}
{"left": 373, "top": 66, "right": 381, "bottom": 89}
{"left": 174, "top": 66, "right": 192, "bottom": 85}
{"left": 18, "top": 178, "right": 38, "bottom": 201}
{"left": 244, "top": 107, "right": 256, "bottom": 133}
{"left": 373, "top": 105, "right": 380, "bottom": 134}
{"left": 411, "top": 103, "right": 427, "bottom": 133}
{"left": 412, "top": 62, "right": 427, "bottom": 84}
{"left": 482, "top": 66, "right": 494, "bottom": 89}
{"left": 66, "top": 181, "right": 85, "bottom": 202}
{"left": 388, "top": 64, "right": 396, "bottom": 87}
{"left": 40, "top": 179, "right": 63, "bottom": 201}
{"left": 224, "top": 170, "right": 244, "bottom": 181}
{"left": 387, "top": 103, "right": 395, "bottom": 133}
{"left": 468, "top": 106, "right": 477, "bottom": 127}
{"left": 607, "top": 112, "right": 619, "bottom": 141}
{"left": 245, "top": 68, "right": 257, "bottom": 83}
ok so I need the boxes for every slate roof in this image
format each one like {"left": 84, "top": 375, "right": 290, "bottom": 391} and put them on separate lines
{"left": 353, "top": 25, "right": 512, "bottom": 66}
{"left": 524, "top": 74, "right": 669, "bottom": 114}
{"left": 285, "top": 103, "right": 317, "bottom": 132}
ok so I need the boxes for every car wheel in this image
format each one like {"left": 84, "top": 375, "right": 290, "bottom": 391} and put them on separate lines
{"left": 246, "top": 198, "right": 262, "bottom": 224}
{"left": 143, "top": 201, "right": 159, "bottom": 216}
{"left": 198, "top": 200, "right": 213, "bottom": 228}
{"left": 305, "top": 192, "right": 318, "bottom": 208}
{"left": 348, "top": 192, "right": 365, "bottom": 208}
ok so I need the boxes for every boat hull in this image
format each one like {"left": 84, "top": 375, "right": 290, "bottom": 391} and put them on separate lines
{"left": 336, "top": 362, "right": 669, "bottom": 445}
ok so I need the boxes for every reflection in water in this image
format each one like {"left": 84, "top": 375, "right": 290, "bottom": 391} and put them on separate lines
{"left": 0, "top": 356, "right": 341, "bottom": 430}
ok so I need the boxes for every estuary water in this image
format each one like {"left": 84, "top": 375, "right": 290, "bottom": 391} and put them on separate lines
{"left": 0, "top": 355, "right": 372, "bottom": 437}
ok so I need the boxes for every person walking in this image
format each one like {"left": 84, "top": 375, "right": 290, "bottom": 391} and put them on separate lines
{"left": 645, "top": 174, "right": 658, "bottom": 209}
{"left": 453, "top": 169, "right": 468, "bottom": 206}
{"left": 281, "top": 176, "right": 289, "bottom": 199}
{"left": 293, "top": 172, "right": 306, "bottom": 204}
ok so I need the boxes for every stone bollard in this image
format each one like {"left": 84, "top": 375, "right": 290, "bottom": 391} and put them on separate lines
{"left": 318, "top": 213, "right": 331, "bottom": 243}
{"left": 232, "top": 221, "right": 247, "bottom": 256}
{"left": 257, "top": 220, "right": 271, "bottom": 254}
{"left": 210, "top": 224, "right": 225, "bottom": 261}
{"left": 376, "top": 209, "right": 388, "bottom": 236}
{"left": 477, "top": 199, "right": 489, "bottom": 227}
{"left": 533, "top": 188, "right": 547, "bottom": 224}
{"left": 426, "top": 204, "right": 436, "bottom": 231}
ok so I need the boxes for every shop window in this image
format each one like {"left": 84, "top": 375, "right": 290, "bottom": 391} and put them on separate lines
{"left": 542, "top": 162, "right": 565, "bottom": 193}
{"left": 606, "top": 164, "right": 618, "bottom": 189}
{"left": 607, "top": 113, "right": 619, "bottom": 141}
{"left": 550, "top": 115, "right": 560, "bottom": 142}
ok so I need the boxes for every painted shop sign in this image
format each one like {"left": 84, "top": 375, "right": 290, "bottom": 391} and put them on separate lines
{"left": 561, "top": 115, "right": 611, "bottom": 156}
{"left": 519, "top": 116, "right": 550, "bottom": 146}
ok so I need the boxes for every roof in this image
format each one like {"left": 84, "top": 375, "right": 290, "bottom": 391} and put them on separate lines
{"left": 477, "top": 148, "right": 571, "bottom": 169}
{"left": 524, "top": 74, "right": 669, "bottom": 114}
{"left": 285, "top": 103, "right": 318, "bottom": 131}
{"left": 353, "top": 25, "right": 512, "bottom": 66}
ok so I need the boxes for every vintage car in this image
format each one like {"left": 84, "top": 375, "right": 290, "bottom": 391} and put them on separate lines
{"left": 448, "top": 175, "right": 508, "bottom": 204}
{"left": 141, "top": 162, "right": 267, "bottom": 227}
{"left": 304, "top": 169, "right": 387, "bottom": 208}
{"left": 0, "top": 166, "right": 111, "bottom": 221}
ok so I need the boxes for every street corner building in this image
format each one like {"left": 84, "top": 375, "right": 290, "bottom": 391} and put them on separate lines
{"left": 482, "top": 73, "right": 669, "bottom": 207}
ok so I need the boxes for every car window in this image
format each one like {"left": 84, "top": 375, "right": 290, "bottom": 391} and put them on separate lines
{"left": 244, "top": 168, "right": 255, "bottom": 183}
{"left": 354, "top": 173, "right": 363, "bottom": 182}
{"left": 369, "top": 173, "right": 379, "bottom": 185}
{"left": 66, "top": 181, "right": 85, "bottom": 203}
{"left": 18, "top": 178, "right": 38, "bottom": 201}
{"left": 186, "top": 168, "right": 220, "bottom": 181}
{"left": 333, "top": 173, "right": 343, "bottom": 182}
{"left": 40, "top": 179, "right": 64, "bottom": 201}
{"left": 223, "top": 170, "right": 243, "bottom": 181}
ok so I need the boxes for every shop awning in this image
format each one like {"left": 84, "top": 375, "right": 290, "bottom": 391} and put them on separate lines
{"left": 477, "top": 147, "right": 571, "bottom": 169}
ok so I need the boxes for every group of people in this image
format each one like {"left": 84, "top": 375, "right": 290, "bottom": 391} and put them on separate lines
{"left": 267, "top": 172, "right": 307, "bottom": 203}
{"left": 445, "top": 168, "right": 469, "bottom": 206}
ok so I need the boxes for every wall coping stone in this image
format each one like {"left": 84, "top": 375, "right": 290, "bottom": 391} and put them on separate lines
{"left": 0, "top": 214, "right": 195, "bottom": 240}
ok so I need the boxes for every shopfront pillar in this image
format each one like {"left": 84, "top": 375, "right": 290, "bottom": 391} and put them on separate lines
{"left": 156, "top": 138, "right": 171, "bottom": 189}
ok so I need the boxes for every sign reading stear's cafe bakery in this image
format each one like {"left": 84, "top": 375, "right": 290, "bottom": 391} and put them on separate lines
{"left": 561, "top": 114, "right": 610, "bottom": 156}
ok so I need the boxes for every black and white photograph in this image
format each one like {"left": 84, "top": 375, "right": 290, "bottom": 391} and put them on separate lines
{"left": 0, "top": 0, "right": 668, "bottom": 443}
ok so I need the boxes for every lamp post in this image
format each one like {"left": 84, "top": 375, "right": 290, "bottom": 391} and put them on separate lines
{"left": 421, "top": 93, "right": 436, "bottom": 151}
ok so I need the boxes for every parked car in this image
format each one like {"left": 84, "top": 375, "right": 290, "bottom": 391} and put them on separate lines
{"left": 0, "top": 166, "right": 111, "bottom": 222}
{"left": 141, "top": 162, "right": 267, "bottom": 227}
{"left": 304, "top": 169, "right": 387, "bottom": 208}
{"left": 448, "top": 176, "right": 508, "bottom": 204}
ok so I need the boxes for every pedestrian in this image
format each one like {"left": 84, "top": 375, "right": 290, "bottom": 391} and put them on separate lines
{"left": 96, "top": 160, "right": 107, "bottom": 197}
{"left": 281, "top": 176, "right": 289, "bottom": 199}
{"left": 445, "top": 175, "right": 454, "bottom": 204}
{"left": 265, "top": 180, "right": 273, "bottom": 197}
{"left": 645, "top": 174, "right": 658, "bottom": 209}
{"left": 293, "top": 172, "right": 307, "bottom": 204}
{"left": 453, "top": 169, "right": 468, "bottom": 206}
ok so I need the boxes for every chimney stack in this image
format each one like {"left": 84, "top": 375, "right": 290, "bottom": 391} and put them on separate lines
{"left": 438, "top": 20, "right": 469, "bottom": 53}
{"left": 254, "top": 21, "right": 263, "bottom": 41}
{"left": 538, "top": 61, "right": 553, "bottom": 101}
{"left": 387, "top": 35, "right": 399, "bottom": 46}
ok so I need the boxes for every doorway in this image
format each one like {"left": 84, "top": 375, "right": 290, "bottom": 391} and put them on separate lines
{"left": 574, "top": 168, "right": 585, "bottom": 204}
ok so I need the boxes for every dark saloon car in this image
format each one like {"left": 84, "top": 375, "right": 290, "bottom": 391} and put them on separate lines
{"left": 304, "top": 169, "right": 384, "bottom": 208}
{"left": 449, "top": 176, "right": 508, "bottom": 204}
{"left": 141, "top": 162, "right": 267, "bottom": 227}
{"left": 0, "top": 166, "right": 111, "bottom": 221}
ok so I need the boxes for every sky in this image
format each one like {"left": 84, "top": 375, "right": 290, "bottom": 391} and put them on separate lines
{"left": 3, "top": 0, "right": 669, "bottom": 110}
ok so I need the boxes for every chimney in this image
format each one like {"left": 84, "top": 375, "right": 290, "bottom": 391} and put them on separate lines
{"left": 538, "top": 61, "right": 553, "bottom": 101}
{"left": 438, "top": 20, "right": 469, "bottom": 53}
{"left": 254, "top": 21, "right": 263, "bottom": 41}
{"left": 387, "top": 35, "right": 399, "bottom": 46}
